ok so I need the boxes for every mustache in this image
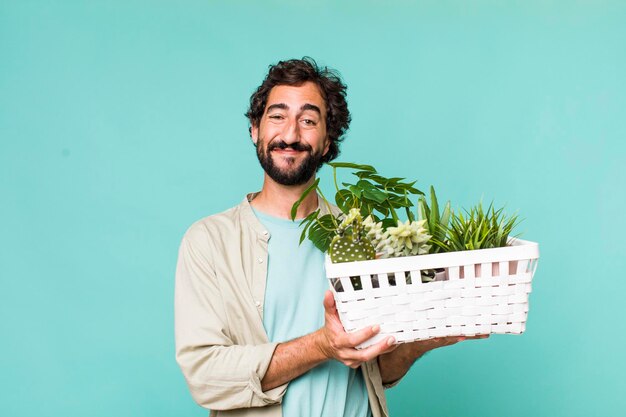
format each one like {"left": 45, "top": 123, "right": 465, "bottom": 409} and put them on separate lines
{"left": 267, "top": 140, "right": 313, "bottom": 152}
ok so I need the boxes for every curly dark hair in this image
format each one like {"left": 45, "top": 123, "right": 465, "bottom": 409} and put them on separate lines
{"left": 245, "top": 57, "right": 351, "bottom": 163}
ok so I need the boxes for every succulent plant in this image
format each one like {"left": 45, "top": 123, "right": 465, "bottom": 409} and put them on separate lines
{"left": 381, "top": 219, "right": 431, "bottom": 258}
{"left": 362, "top": 215, "right": 387, "bottom": 253}
{"left": 329, "top": 208, "right": 376, "bottom": 263}
{"left": 328, "top": 233, "right": 376, "bottom": 263}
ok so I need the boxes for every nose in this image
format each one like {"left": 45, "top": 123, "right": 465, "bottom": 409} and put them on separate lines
{"left": 281, "top": 118, "right": 300, "bottom": 145}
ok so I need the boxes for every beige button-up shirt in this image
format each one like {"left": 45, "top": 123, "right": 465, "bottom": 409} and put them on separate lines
{"left": 175, "top": 194, "right": 392, "bottom": 417}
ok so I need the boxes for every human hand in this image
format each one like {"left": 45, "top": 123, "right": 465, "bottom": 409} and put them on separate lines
{"left": 316, "top": 290, "right": 397, "bottom": 368}
{"left": 395, "top": 334, "right": 490, "bottom": 359}
{"left": 376, "top": 334, "right": 489, "bottom": 384}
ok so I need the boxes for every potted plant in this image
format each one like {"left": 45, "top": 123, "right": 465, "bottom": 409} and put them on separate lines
{"left": 292, "top": 162, "right": 539, "bottom": 348}
{"left": 291, "top": 162, "right": 432, "bottom": 289}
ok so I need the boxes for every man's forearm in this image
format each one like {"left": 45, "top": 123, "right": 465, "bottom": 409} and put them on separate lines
{"left": 261, "top": 291, "right": 398, "bottom": 392}
{"left": 377, "top": 335, "right": 488, "bottom": 385}
{"left": 261, "top": 329, "right": 328, "bottom": 391}
{"left": 377, "top": 343, "right": 426, "bottom": 385}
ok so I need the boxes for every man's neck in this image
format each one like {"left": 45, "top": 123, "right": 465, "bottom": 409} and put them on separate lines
{"left": 250, "top": 175, "right": 319, "bottom": 220}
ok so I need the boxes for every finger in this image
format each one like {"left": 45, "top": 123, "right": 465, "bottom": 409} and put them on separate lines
{"left": 342, "top": 324, "right": 381, "bottom": 348}
{"left": 381, "top": 337, "right": 399, "bottom": 353}
{"left": 385, "top": 343, "right": 399, "bottom": 353}
{"left": 354, "top": 336, "right": 397, "bottom": 361}
{"left": 323, "top": 290, "right": 336, "bottom": 312}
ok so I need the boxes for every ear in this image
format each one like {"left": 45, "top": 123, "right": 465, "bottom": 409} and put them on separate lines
{"left": 251, "top": 124, "right": 259, "bottom": 146}
{"left": 322, "top": 137, "right": 331, "bottom": 156}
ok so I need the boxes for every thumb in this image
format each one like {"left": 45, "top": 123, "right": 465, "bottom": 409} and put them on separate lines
{"left": 323, "top": 290, "right": 336, "bottom": 312}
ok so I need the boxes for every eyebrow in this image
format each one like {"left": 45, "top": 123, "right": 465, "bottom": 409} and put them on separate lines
{"left": 300, "top": 103, "right": 321, "bottom": 115}
{"left": 266, "top": 103, "right": 288, "bottom": 112}
{"left": 266, "top": 103, "right": 322, "bottom": 115}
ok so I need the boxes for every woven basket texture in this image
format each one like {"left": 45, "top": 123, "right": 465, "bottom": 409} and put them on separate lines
{"left": 325, "top": 239, "right": 539, "bottom": 349}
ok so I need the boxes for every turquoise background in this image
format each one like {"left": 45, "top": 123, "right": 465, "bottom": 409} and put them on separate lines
{"left": 1, "top": 1, "right": 625, "bottom": 416}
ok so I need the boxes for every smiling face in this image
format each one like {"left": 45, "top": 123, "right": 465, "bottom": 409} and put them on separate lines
{"left": 251, "top": 82, "right": 330, "bottom": 186}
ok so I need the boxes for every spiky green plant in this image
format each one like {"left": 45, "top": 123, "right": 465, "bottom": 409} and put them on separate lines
{"left": 417, "top": 186, "right": 452, "bottom": 254}
{"left": 442, "top": 202, "right": 520, "bottom": 252}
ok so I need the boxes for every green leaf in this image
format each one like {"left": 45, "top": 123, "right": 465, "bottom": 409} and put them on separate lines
{"left": 381, "top": 218, "right": 397, "bottom": 229}
{"left": 290, "top": 178, "right": 320, "bottom": 220}
{"left": 301, "top": 208, "right": 320, "bottom": 223}
{"left": 381, "top": 218, "right": 398, "bottom": 229}
{"left": 356, "top": 179, "right": 377, "bottom": 191}
{"left": 387, "top": 194, "right": 413, "bottom": 208}
{"left": 405, "top": 206, "right": 415, "bottom": 222}
{"left": 441, "top": 202, "right": 451, "bottom": 228}
{"left": 308, "top": 214, "right": 337, "bottom": 252}
{"left": 385, "top": 177, "right": 404, "bottom": 185}
{"left": 418, "top": 196, "right": 429, "bottom": 222}
{"left": 328, "top": 162, "right": 376, "bottom": 172}
{"left": 374, "top": 204, "right": 388, "bottom": 217}
{"left": 362, "top": 174, "right": 405, "bottom": 187}
{"left": 429, "top": 186, "right": 439, "bottom": 225}
{"left": 362, "top": 173, "right": 388, "bottom": 184}
{"left": 386, "top": 180, "right": 422, "bottom": 195}
{"left": 347, "top": 184, "right": 363, "bottom": 198}
{"left": 406, "top": 185, "right": 424, "bottom": 195}
{"left": 358, "top": 180, "right": 388, "bottom": 203}
{"left": 297, "top": 209, "right": 320, "bottom": 244}
{"left": 334, "top": 189, "right": 353, "bottom": 213}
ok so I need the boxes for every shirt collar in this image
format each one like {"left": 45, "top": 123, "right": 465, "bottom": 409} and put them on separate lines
{"left": 240, "top": 191, "right": 335, "bottom": 239}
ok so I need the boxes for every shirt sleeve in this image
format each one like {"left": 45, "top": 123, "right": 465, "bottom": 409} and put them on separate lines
{"left": 174, "top": 226, "right": 287, "bottom": 410}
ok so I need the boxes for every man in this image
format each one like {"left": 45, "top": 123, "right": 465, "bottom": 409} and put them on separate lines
{"left": 175, "top": 58, "right": 484, "bottom": 417}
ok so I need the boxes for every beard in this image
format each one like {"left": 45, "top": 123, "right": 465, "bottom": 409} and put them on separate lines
{"left": 256, "top": 139, "right": 324, "bottom": 186}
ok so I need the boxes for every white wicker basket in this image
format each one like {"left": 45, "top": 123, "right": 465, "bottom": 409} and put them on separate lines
{"left": 325, "top": 238, "right": 539, "bottom": 349}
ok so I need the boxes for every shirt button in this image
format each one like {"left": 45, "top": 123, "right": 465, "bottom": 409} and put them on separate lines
{"left": 255, "top": 300, "right": 262, "bottom": 307}
{"left": 262, "top": 230, "right": 269, "bottom": 236}
{"left": 257, "top": 257, "right": 263, "bottom": 263}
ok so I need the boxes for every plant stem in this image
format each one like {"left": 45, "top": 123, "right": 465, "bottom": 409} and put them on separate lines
{"left": 405, "top": 206, "right": 414, "bottom": 222}
{"left": 387, "top": 200, "right": 399, "bottom": 224}
{"left": 382, "top": 184, "right": 400, "bottom": 224}
{"left": 316, "top": 220, "right": 336, "bottom": 232}
{"left": 332, "top": 165, "right": 351, "bottom": 211}
{"left": 403, "top": 190, "right": 413, "bottom": 221}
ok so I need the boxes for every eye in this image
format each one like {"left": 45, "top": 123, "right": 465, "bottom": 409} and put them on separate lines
{"left": 302, "top": 119, "right": 317, "bottom": 126}
{"left": 269, "top": 114, "right": 284, "bottom": 120}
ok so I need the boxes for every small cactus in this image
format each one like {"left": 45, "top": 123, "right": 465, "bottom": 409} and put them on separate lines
{"left": 329, "top": 231, "right": 375, "bottom": 291}
{"left": 329, "top": 209, "right": 376, "bottom": 263}
{"left": 328, "top": 233, "right": 376, "bottom": 263}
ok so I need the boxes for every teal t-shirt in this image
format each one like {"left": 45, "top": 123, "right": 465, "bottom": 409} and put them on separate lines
{"left": 252, "top": 208, "right": 371, "bottom": 417}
